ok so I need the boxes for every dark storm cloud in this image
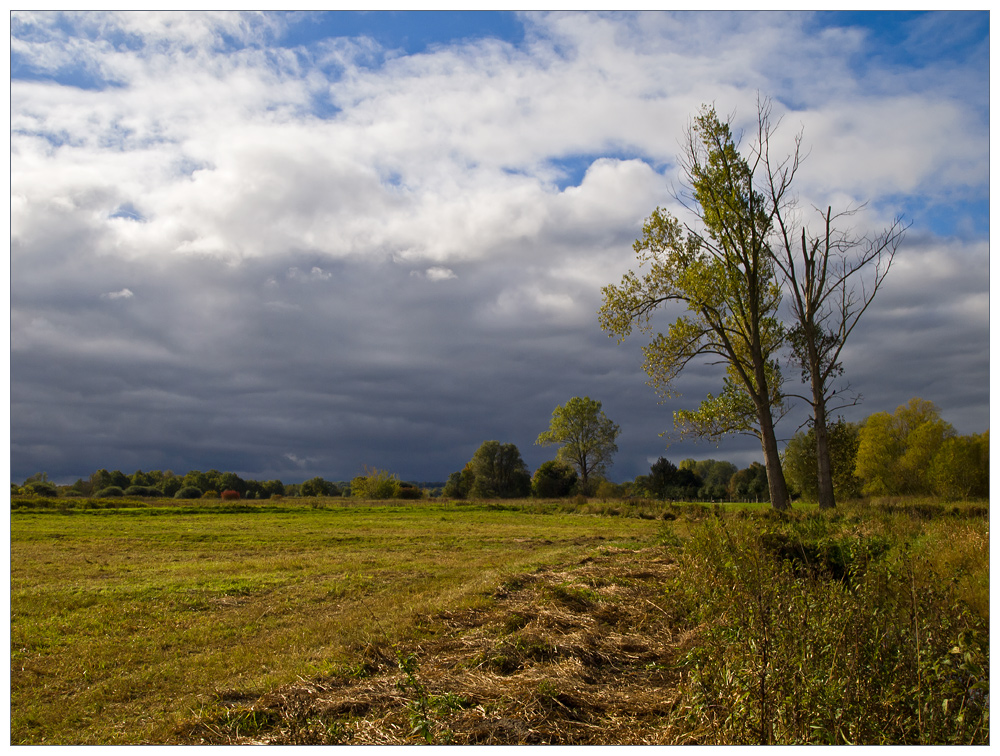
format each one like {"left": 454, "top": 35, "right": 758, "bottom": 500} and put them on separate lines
{"left": 10, "top": 11, "right": 989, "bottom": 485}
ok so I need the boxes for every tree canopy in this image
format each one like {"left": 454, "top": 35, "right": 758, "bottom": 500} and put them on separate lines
{"left": 854, "top": 398, "right": 955, "bottom": 497}
{"left": 599, "top": 105, "right": 789, "bottom": 509}
{"left": 536, "top": 396, "right": 620, "bottom": 494}
{"left": 468, "top": 441, "right": 532, "bottom": 499}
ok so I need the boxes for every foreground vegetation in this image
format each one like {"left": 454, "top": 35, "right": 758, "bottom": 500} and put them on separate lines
{"left": 10, "top": 496, "right": 988, "bottom": 744}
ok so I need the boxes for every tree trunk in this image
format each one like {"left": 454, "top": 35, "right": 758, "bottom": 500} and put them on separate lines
{"left": 758, "top": 407, "right": 790, "bottom": 511}
{"left": 813, "top": 392, "right": 836, "bottom": 509}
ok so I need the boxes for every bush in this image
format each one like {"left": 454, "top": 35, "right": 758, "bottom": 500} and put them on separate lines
{"left": 351, "top": 467, "right": 400, "bottom": 500}
{"left": 173, "top": 486, "right": 203, "bottom": 500}
{"left": 594, "top": 479, "right": 625, "bottom": 500}
{"left": 220, "top": 490, "right": 241, "bottom": 501}
{"left": 95, "top": 486, "right": 125, "bottom": 498}
{"left": 201, "top": 490, "right": 219, "bottom": 499}
{"left": 395, "top": 483, "right": 423, "bottom": 500}
{"left": 532, "top": 460, "right": 578, "bottom": 498}
{"left": 24, "top": 480, "right": 60, "bottom": 497}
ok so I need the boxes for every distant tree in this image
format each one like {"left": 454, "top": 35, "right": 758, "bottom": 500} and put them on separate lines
{"left": 70, "top": 478, "right": 93, "bottom": 496}
{"left": 204, "top": 470, "right": 224, "bottom": 494}
{"left": 928, "top": 431, "right": 989, "bottom": 500}
{"left": 531, "top": 460, "right": 578, "bottom": 498}
{"left": 300, "top": 476, "right": 337, "bottom": 497}
{"left": 130, "top": 469, "right": 153, "bottom": 487}
{"left": 395, "top": 482, "right": 423, "bottom": 500}
{"left": 783, "top": 420, "right": 862, "bottom": 502}
{"left": 536, "top": 396, "right": 620, "bottom": 495}
{"left": 443, "top": 465, "right": 474, "bottom": 499}
{"left": 679, "top": 459, "right": 738, "bottom": 500}
{"left": 91, "top": 469, "right": 129, "bottom": 490}
{"left": 646, "top": 457, "right": 677, "bottom": 498}
{"left": 174, "top": 486, "right": 202, "bottom": 500}
{"left": 217, "top": 472, "right": 248, "bottom": 497}
{"left": 854, "top": 398, "right": 955, "bottom": 497}
{"left": 729, "top": 462, "right": 770, "bottom": 503}
{"left": 23, "top": 478, "right": 59, "bottom": 497}
{"left": 468, "top": 441, "right": 531, "bottom": 499}
{"left": 90, "top": 469, "right": 113, "bottom": 491}
{"left": 182, "top": 470, "right": 211, "bottom": 493}
{"left": 261, "top": 480, "right": 285, "bottom": 499}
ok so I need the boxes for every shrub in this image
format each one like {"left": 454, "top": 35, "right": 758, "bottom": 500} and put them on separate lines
{"left": 220, "top": 490, "right": 241, "bottom": 501}
{"left": 532, "top": 460, "right": 578, "bottom": 498}
{"left": 395, "top": 483, "right": 423, "bottom": 500}
{"left": 95, "top": 486, "right": 125, "bottom": 498}
{"left": 351, "top": 467, "right": 400, "bottom": 500}
{"left": 24, "top": 480, "right": 60, "bottom": 497}
{"left": 174, "top": 486, "right": 203, "bottom": 500}
{"left": 594, "top": 479, "right": 625, "bottom": 500}
{"left": 201, "top": 490, "right": 219, "bottom": 499}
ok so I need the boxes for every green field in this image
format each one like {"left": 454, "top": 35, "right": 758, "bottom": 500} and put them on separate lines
{"left": 10, "top": 497, "right": 989, "bottom": 744}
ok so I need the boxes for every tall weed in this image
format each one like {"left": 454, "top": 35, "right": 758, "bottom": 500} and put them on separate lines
{"left": 673, "top": 512, "right": 988, "bottom": 744}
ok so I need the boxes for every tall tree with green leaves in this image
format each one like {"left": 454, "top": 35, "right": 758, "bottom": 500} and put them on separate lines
{"left": 536, "top": 396, "right": 620, "bottom": 495}
{"left": 599, "top": 105, "right": 790, "bottom": 510}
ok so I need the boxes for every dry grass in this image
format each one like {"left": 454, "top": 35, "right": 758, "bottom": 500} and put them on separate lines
{"left": 178, "top": 545, "right": 697, "bottom": 745}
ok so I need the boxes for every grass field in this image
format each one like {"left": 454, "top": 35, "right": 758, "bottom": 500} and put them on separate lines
{"left": 9, "top": 497, "right": 989, "bottom": 744}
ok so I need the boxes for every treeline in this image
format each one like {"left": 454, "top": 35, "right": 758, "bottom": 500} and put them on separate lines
{"left": 13, "top": 469, "right": 345, "bottom": 501}
{"left": 12, "top": 397, "right": 988, "bottom": 504}
{"left": 801, "top": 397, "right": 989, "bottom": 501}
{"left": 438, "top": 441, "right": 765, "bottom": 502}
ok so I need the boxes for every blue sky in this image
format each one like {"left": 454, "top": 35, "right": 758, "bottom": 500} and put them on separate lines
{"left": 9, "top": 10, "right": 990, "bottom": 485}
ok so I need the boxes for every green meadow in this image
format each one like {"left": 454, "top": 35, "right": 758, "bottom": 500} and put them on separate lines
{"left": 10, "top": 497, "right": 989, "bottom": 744}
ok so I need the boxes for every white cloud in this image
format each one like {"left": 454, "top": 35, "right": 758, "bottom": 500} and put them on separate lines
{"left": 424, "top": 267, "right": 457, "bottom": 282}
{"left": 101, "top": 288, "right": 134, "bottom": 300}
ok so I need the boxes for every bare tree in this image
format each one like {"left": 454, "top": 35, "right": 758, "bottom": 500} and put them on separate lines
{"left": 754, "top": 97, "right": 908, "bottom": 508}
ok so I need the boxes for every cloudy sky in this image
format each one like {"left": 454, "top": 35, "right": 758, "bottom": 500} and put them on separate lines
{"left": 9, "top": 10, "right": 990, "bottom": 486}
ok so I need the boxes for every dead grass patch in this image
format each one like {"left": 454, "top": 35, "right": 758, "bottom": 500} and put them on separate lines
{"left": 178, "top": 546, "right": 693, "bottom": 745}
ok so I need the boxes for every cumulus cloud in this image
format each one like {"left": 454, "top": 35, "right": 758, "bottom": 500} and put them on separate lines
{"left": 9, "top": 11, "right": 989, "bottom": 484}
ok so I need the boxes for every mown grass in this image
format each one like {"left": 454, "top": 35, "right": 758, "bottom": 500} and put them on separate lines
{"left": 10, "top": 496, "right": 989, "bottom": 744}
{"left": 10, "top": 498, "right": 662, "bottom": 744}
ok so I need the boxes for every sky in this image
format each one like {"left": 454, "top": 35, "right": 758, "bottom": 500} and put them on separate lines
{"left": 9, "top": 10, "right": 991, "bottom": 486}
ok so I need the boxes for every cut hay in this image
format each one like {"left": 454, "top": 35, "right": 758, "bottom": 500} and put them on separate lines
{"left": 179, "top": 546, "right": 699, "bottom": 745}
